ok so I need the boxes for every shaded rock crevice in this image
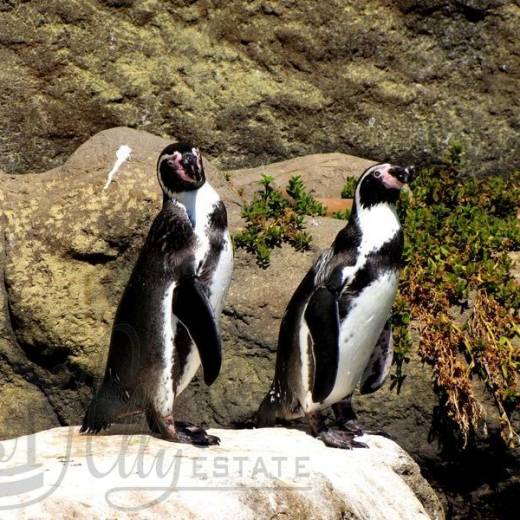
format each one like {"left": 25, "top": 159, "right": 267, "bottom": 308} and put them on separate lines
{"left": 68, "top": 250, "right": 120, "bottom": 265}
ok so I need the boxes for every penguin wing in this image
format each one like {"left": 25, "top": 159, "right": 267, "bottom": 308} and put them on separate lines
{"left": 360, "top": 320, "right": 393, "bottom": 394}
{"left": 304, "top": 286, "right": 340, "bottom": 403}
{"left": 173, "top": 276, "right": 222, "bottom": 386}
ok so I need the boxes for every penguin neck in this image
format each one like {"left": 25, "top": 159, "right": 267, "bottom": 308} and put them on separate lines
{"left": 169, "top": 182, "right": 219, "bottom": 229}
{"left": 345, "top": 196, "right": 401, "bottom": 255}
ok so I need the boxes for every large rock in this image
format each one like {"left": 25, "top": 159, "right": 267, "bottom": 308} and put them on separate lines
{"left": 0, "top": 1, "right": 518, "bottom": 176}
{"left": 0, "top": 127, "right": 236, "bottom": 436}
{"left": 227, "top": 153, "right": 374, "bottom": 200}
{"left": 0, "top": 426, "right": 444, "bottom": 519}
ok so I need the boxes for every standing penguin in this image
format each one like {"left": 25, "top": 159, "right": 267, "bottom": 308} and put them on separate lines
{"left": 257, "top": 163, "right": 413, "bottom": 449}
{"left": 81, "top": 143, "right": 233, "bottom": 445}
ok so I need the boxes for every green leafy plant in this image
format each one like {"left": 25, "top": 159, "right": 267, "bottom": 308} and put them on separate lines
{"left": 341, "top": 177, "right": 357, "bottom": 199}
{"left": 286, "top": 175, "right": 326, "bottom": 216}
{"left": 332, "top": 208, "right": 351, "bottom": 220}
{"left": 395, "top": 159, "right": 520, "bottom": 448}
{"left": 390, "top": 295, "right": 413, "bottom": 393}
{"left": 234, "top": 175, "right": 324, "bottom": 267}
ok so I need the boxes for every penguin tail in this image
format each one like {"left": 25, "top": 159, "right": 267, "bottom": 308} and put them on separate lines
{"left": 80, "top": 382, "right": 129, "bottom": 434}
{"left": 256, "top": 389, "right": 284, "bottom": 428}
{"left": 80, "top": 396, "right": 116, "bottom": 434}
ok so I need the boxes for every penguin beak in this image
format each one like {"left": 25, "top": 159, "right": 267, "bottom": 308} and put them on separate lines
{"left": 390, "top": 165, "right": 415, "bottom": 185}
{"left": 182, "top": 152, "right": 202, "bottom": 181}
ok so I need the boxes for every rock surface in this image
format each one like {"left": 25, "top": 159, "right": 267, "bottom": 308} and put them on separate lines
{"left": 227, "top": 153, "right": 374, "bottom": 200}
{"left": 0, "top": 426, "right": 444, "bottom": 519}
{"left": 0, "top": 1, "right": 519, "bottom": 176}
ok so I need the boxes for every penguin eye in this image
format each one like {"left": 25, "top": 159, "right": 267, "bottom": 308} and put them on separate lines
{"left": 373, "top": 170, "right": 382, "bottom": 178}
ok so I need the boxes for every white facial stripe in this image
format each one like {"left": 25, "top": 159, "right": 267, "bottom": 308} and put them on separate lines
{"left": 367, "top": 163, "right": 391, "bottom": 176}
{"left": 157, "top": 155, "right": 170, "bottom": 194}
{"left": 157, "top": 154, "right": 171, "bottom": 167}
{"left": 157, "top": 153, "right": 175, "bottom": 177}
{"left": 369, "top": 164, "right": 403, "bottom": 189}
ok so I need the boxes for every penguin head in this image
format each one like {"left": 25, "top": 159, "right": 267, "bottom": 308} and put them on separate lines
{"left": 157, "top": 143, "right": 206, "bottom": 196}
{"left": 356, "top": 163, "right": 415, "bottom": 208}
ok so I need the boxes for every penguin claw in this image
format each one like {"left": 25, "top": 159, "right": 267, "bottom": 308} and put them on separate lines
{"left": 199, "top": 433, "right": 221, "bottom": 446}
{"left": 147, "top": 414, "right": 219, "bottom": 446}
{"left": 337, "top": 419, "right": 392, "bottom": 440}
{"left": 317, "top": 428, "right": 369, "bottom": 450}
{"left": 80, "top": 422, "right": 110, "bottom": 435}
{"left": 340, "top": 419, "right": 363, "bottom": 437}
{"left": 365, "top": 429, "right": 392, "bottom": 440}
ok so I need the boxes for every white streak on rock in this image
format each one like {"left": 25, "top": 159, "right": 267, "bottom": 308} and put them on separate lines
{"left": 103, "top": 145, "right": 132, "bottom": 190}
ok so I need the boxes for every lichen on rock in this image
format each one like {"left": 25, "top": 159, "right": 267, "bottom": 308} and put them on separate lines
{"left": 0, "top": 1, "right": 518, "bottom": 175}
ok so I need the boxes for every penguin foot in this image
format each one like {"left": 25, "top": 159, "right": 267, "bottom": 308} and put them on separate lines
{"left": 339, "top": 420, "right": 392, "bottom": 440}
{"left": 146, "top": 411, "right": 219, "bottom": 445}
{"left": 317, "top": 428, "right": 369, "bottom": 450}
{"left": 340, "top": 419, "right": 363, "bottom": 437}
{"left": 175, "top": 422, "right": 220, "bottom": 446}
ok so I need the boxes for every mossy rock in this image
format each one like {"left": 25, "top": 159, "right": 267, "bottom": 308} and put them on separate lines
{"left": 0, "top": 1, "right": 518, "bottom": 175}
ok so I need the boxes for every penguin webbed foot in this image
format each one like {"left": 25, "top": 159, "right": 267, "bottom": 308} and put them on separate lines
{"left": 175, "top": 421, "right": 220, "bottom": 446}
{"left": 306, "top": 411, "right": 367, "bottom": 450}
{"left": 80, "top": 422, "right": 111, "bottom": 435}
{"left": 317, "top": 428, "right": 369, "bottom": 450}
{"left": 80, "top": 403, "right": 112, "bottom": 435}
{"left": 340, "top": 418, "right": 363, "bottom": 437}
{"left": 338, "top": 419, "right": 392, "bottom": 440}
{"left": 146, "top": 411, "right": 219, "bottom": 446}
{"left": 332, "top": 399, "right": 392, "bottom": 440}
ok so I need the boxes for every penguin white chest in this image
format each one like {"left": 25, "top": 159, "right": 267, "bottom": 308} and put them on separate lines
{"left": 179, "top": 183, "right": 217, "bottom": 272}
{"left": 303, "top": 271, "right": 398, "bottom": 412}
{"left": 174, "top": 231, "right": 233, "bottom": 397}
{"left": 168, "top": 182, "right": 233, "bottom": 398}
{"left": 329, "top": 271, "right": 398, "bottom": 406}
{"left": 208, "top": 231, "right": 233, "bottom": 315}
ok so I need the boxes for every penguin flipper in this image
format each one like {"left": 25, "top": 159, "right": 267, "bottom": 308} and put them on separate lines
{"left": 305, "top": 286, "right": 340, "bottom": 403}
{"left": 174, "top": 277, "right": 222, "bottom": 386}
{"left": 360, "top": 320, "right": 394, "bottom": 395}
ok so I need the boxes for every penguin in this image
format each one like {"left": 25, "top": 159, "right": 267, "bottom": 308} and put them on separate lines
{"left": 257, "top": 163, "right": 414, "bottom": 449}
{"left": 81, "top": 142, "right": 233, "bottom": 445}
